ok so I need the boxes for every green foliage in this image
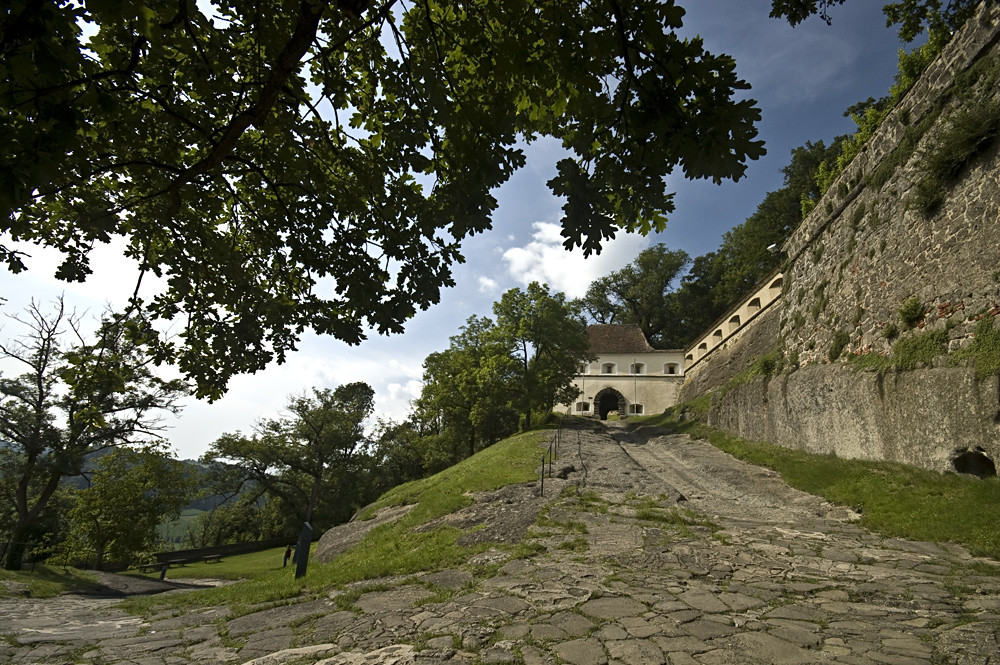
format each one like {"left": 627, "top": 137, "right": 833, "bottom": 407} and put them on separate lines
{"left": 811, "top": 33, "right": 948, "bottom": 199}
{"left": 828, "top": 330, "right": 851, "bottom": 361}
{"left": 852, "top": 327, "right": 948, "bottom": 372}
{"left": 53, "top": 447, "right": 194, "bottom": 570}
{"left": 719, "top": 346, "right": 785, "bottom": 398}
{"left": 894, "top": 330, "right": 948, "bottom": 369}
{"left": 898, "top": 296, "right": 925, "bottom": 328}
{"left": 0, "top": 300, "right": 186, "bottom": 570}
{"left": 412, "top": 315, "right": 520, "bottom": 467}
{"left": 1, "top": 0, "right": 767, "bottom": 399}
{"left": 416, "top": 283, "right": 589, "bottom": 442}
{"left": 912, "top": 102, "right": 1000, "bottom": 215}
{"left": 575, "top": 245, "right": 690, "bottom": 348}
{"left": 953, "top": 317, "right": 1000, "bottom": 379}
{"left": 203, "top": 383, "right": 377, "bottom": 534}
{"left": 492, "top": 283, "right": 593, "bottom": 431}
{"left": 183, "top": 495, "right": 288, "bottom": 549}
{"left": 883, "top": 322, "right": 899, "bottom": 340}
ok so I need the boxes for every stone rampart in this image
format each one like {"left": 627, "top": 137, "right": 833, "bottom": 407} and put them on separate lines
{"left": 678, "top": 3, "right": 1000, "bottom": 473}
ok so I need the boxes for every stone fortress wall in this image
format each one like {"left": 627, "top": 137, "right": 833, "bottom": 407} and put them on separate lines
{"left": 678, "top": 2, "right": 1000, "bottom": 474}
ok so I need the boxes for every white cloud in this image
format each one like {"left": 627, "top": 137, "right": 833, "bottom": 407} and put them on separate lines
{"left": 163, "top": 336, "right": 426, "bottom": 459}
{"left": 501, "top": 222, "right": 650, "bottom": 298}
{"left": 478, "top": 276, "right": 499, "bottom": 294}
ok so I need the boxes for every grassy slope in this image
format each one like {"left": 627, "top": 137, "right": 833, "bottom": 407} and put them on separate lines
{"left": 120, "top": 428, "right": 548, "bottom": 615}
{"left": 8, "top": 414, "right": 998, "bottom": 605}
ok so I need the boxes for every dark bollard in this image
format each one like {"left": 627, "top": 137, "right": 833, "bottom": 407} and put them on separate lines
{"left": 295, "top": 522, "right": 312, "bottom": 579}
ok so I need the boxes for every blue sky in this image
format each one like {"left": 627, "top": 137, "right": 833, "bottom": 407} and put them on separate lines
{"left": 0, "top": 1, "right": 910, "bottom": 459}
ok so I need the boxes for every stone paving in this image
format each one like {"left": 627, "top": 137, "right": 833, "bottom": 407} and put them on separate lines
{"left": 2, "top": 420, "right": 999, "bottom": 664}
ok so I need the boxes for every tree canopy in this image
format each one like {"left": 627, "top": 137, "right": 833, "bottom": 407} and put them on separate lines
{"left": 413, "top": 282, "right": 590, "bottom": 456}
{"left": 56, "top": 446, "right": 193, "bottom": 570}
{"left": 204, "top": 383, "right": 376, "bottom": 531}
{"left": 3, "top": 0, "right": 970, "bottom": 400}
{"left": 768, "top": 0, "right": 979, "bottom": 41}
{"left": 0, "top": 299, "right": 186, "bottom": 569}
{"left": 576, "top": 244, "right": 690, "bottom": 348}
{"left": 2, "top": 0, "right": 767, "bottom": 399}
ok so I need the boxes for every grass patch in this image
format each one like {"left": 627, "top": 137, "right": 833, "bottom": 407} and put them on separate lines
{"left": 0, "top": 565, "right": 102, "bottom": 598}
{"left": 953, "top": 317, "right": 1000, "bottom": 378}
{"left": 557, "top": 537, "right": 589, "bottom": 552}
{"left": 631, "top": 412, "right": 1000, "bottom": 559}
{"left": 557, "top": 485, "right": 610, "bottom": 515}
{"left": 718, "top": 345, "right": 785, "bottom": 398}
{"left": 128, "top": 546, "right": 295, "bottom": 582}
{"left": 851, "top": 328, "right": 948, "bottom": 373}
{"left": 123, "top": 430, "right": 548, "bottom": 616}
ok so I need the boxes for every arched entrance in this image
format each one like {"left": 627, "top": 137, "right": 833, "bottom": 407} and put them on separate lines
{"left": 594, "top": 388, "right": 627, "bottom": 420}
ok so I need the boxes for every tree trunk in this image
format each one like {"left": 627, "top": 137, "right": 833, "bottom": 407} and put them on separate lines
{"left": 3, "top": 536, "right": 26, "bottom": 571}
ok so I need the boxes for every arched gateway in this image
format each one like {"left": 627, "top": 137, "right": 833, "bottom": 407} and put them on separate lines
{"left": 593, "top": 387, "right": 627, "bottom": 420}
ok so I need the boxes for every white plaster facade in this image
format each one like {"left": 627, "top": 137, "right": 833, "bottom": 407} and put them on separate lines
{"left": 683, "top": 269, "right": 784, "bottom": 376}
{"left": 555, "top": 324, "right": 685, "bottom": 419}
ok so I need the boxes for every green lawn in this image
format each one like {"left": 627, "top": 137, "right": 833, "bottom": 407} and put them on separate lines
{"left": 0, "top": 565, "right": 103, "bottom": 599}
{"left": 130, "top": 545, "right": 301, "bottom": 581}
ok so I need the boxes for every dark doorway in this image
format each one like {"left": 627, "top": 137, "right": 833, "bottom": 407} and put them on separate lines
{"left": 594, "top": 388, "right": 626, "bottom": 420}
{"left": 952, "top": 448, "right": 997, "bottom": 478}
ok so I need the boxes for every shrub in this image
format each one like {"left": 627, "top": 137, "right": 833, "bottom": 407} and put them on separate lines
{"left": 829, "top": 330, "right": 851, "bottom": 361}
{"left": 898, "top": 296, "right": 924, "bottom": 328}
{"left": 912, "top": 102, "right": 1000, "bottom": 215}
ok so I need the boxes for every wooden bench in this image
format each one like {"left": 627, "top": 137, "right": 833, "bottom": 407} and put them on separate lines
{"left": 203, "top": 554, "right": 223, "bottom": 564}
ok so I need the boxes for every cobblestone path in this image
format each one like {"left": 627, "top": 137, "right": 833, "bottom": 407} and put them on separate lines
{"left": 3, "top": 420, "right": 999, "bottom": 664}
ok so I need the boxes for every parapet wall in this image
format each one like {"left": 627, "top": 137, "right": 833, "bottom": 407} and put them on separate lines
{"left": 679, "top": 3, "right": 1000, "bottom": 473}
